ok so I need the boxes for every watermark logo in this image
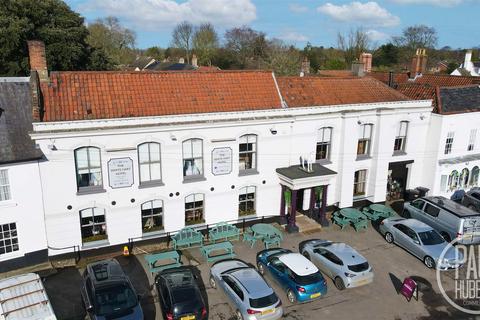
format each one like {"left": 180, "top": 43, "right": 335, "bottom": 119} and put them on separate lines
{"left": 436, "top": 238, "right": 480, "bottom": 314}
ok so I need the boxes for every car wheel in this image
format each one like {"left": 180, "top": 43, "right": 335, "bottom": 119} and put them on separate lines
{"left": 402, "top": 210, "right": 411, "bottom": 218}
{"left": 385, "top": 232, "right": 394, "bottom": 243}
{"left": 424, "top": 256, "right": 436, "bottom": 269}
{"left": 257, "top": 263, "right": 265, "bottom": 275}
{"left": 287, "top": 289, "right": 297, "bottom": 303}
{"left": 235, "top": 310, "right": 244, "bottom": 320}
{"left": 440, "top": 232, "right": 451, "bottom": 243}
{"left": 334, "top": 277, "right": 345, "bottom": 290}
{"left": 302, "top": 252, "right": 311, "bottom": 260}
{"left": 209, "top": 276, "right": 217, "bottom": 289}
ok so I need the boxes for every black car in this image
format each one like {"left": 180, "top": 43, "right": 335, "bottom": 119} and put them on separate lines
{"left": 155, "top": 267, "right": 207, "bottom": 320}
{"left": 81, "top": 259, "right": 143, "bottom": 320}
{"left": 462, "top": 188, "right": 480, "bottom": 211}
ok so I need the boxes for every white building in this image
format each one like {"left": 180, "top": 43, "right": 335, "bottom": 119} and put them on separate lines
{"left": 23, "top": 41, "right": 432, "bottom": 256}
{"left": 451, "top": 50, "right": 480, "bottom": 77}
{"left": 0, "top": 77, "right": 48, "bottom": 271}
{"left": 422, "top": 85, "right": 480, "bottom": 197}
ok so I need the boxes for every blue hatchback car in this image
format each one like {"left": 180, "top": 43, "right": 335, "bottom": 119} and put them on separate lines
{"left": 256, "top": 248, "right": 327, "bottom": 304}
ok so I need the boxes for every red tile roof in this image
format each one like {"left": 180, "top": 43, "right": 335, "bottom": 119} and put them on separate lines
{"left": 369, "top": 72, "right": 409, "bottom": 85}
{"left": 277, "top": 76, "right": 410, "bottom": 107}
{"left": 317, "top": 70, "right": 354, "bottom": 77}
{"left": 414, "top": 74, "right": 480, "bottom": 86}
{"left": 40, "top": 70, "right": 283, "bottom": 122}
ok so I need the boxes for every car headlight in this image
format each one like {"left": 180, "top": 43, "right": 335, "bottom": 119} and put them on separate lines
{"left": 344, "top": 272, "right": 356, "bottom": 277}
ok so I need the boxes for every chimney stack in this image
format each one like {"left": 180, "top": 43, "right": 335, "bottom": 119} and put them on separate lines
{"left": 300, "top": 56, "right": 310, "bottom": 77}
{"left": 360, "top": 53, "right": 372, "bottom": 72}
{"left": 411, "top": 48, "right": 427, "bottom": 76}
{"left": 192, "top": 54, "right": 198, "bottom": 68}
{"left": 179, "top": 57, "right": 185, "bottom": 64}
{"left": 27, "top": 41, "right": 49, "bottom": 83}
{"left": 352, "top": 61, "right": 365, "bottom": 77}
{"left": 464, "top": 50, "right": 473, "bottom": 72}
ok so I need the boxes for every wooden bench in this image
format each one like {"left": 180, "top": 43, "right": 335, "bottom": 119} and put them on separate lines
{"left": 353, "top": 219, "right": 368, "bottom": 232}
{"left": 201, "top": 241, "right": 235, "bottom": 262}
{"left": 333, "top": 215, "right": 350, "bottom": 230}
{"left": 172, "top": 227, "right": 203, "bottom": 250}
{"left": 144, "top": 251, "right": 182, "bottom": 275}
{"left": 209, "top": 222, "right": 240, "bottom": 243}
{"left": 263, "top": 235, "right": 281, "bottom": 249}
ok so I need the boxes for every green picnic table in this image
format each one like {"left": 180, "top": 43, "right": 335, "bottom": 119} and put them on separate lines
{"left": 251, "top": 224, "right": 283, "bottom": 240}
{"left": 369, "top": 204, "right": 396, "bottom": 218}
{"left": 144, "top": 251, "right": 182, "bottom": 275}
{"left": 339, "top": 208, "right": 367, "bottom": 223}
{"left": 201, "top": 241, "right": 235, "bottom": 262}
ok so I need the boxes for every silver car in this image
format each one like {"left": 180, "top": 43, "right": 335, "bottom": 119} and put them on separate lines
{"left": 379, "top": 217, "right": 464, "bottom": 270}
{"left": 209, "top": 259, "right": 283, "bottom": 320}
{"left": 299, "top": 239, "right": 374, "bottom": 290}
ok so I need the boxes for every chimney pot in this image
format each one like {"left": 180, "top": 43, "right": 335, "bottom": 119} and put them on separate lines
{"left": 300, "top": 56, "right": 310, "bottom": 76}
{"left": 27, "top": 40, "right": 49, "bottom": 83}
{"left": 411, "top": 48, "right": 428, "bottom": 76}
{"left": 192, "top": 54, "right": 198, "bottom": 68}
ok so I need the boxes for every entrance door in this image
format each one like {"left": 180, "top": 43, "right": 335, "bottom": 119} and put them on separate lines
{"left": 388, "top": 161, "right": 413, "bottom": 200}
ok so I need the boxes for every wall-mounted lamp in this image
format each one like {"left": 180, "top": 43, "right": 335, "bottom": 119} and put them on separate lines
{"left": 47, "top": 144, "right": 57, "bottom": 151}
{"left": 419, "top": 114, "right": 425, "bottom": 120}
{"left": 170, "top": 133, "right": 177, "bottom": 141}
{"left": 270, "top": 127, "right": 278, "bottom": 135}
{"left": 357, "top": 120, "right": 363, "bottom": 125}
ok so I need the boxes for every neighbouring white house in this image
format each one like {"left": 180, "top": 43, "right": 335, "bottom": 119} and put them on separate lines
{"left": 21, "top": 41, "right": 433, "bottom": 257}
{"left": 421, "top": 85, "right": 480, "bottom": 197}
{"left": 0, "top": 76, "right": 48, "bottom": 271}
{"left": 451, "top": 50, "right": 480, "bottom": 77}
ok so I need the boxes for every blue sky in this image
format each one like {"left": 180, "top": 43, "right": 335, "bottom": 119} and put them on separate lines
{"left": 65, "top": 0, "right": 480, "bottom": 49}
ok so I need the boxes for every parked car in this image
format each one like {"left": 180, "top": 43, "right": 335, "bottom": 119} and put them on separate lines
{"left": 256, "top": 248, "right": 327, "bottom": 304}
{"left": 462, "top": 188, "right": 480, "bottom": 212}
{"left": 81, "top": 259, "right": 143, "bottom": 320}
{"left": 403, "top": 196, "right": 480, "bottom": 244}
{"left": 379, "top": 217, "right": 464, "bottom": 269}
{"left": 209, "top": 259, "right": 283, "bottom": 320}
{"left": 155, "top": 267, "right": 207, "bottom": 320}
{"left": 299, "top": 239, "right": 373, "bottom": 290}
{"left": 0, "top": 273, "right": 57, "bottom": 320}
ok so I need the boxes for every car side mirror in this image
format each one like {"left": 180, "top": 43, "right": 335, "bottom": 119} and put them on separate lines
{"left": 414, "top": 240, "right": 420, "bottom": 245}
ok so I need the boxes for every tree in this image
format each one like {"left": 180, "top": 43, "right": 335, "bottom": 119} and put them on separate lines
{"left": 193, "top": 23, "right": 219, "bottom": 66}
{"left": 171, "top": 21, "right": 194, "bottom": 64}
{"left": 337, "top": 28, "right": 370, "bottom": 67}
{"left": 144, "top": 46, "right": 165, "bottom": 60}
{"left": 224, "top": 26, "right": 268, "bottom": 68}
{"left": 87, "top": 16, "right": 136, "bottom": 66}
{"left": 263, "top": 40, "right": 301, "bottom": 76}
{"left": 393, "top": 25, "right": 438, "bottom": 52}
{"left": 0, "top": 0, "right": 92, "bottom": 75}
{"left": 373, "top": 43, "right": 400, "bottom": 67}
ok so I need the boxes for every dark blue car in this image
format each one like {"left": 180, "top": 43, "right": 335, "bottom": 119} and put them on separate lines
{"left": 256, "top": 248, "right": 327, "bottom": 304}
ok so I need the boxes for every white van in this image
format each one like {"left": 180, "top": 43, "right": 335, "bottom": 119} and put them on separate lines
{"left": 0, "top": 273, "right": 56, "bottom": 320}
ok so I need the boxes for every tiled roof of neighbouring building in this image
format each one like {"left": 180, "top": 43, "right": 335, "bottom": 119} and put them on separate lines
{"left": 437, "top": 86, "right": 480, "bottom": 115}
{"left": 39, "top": 70, "right": 284, "bottom": 122}
{"left": 277, "top": 76, "right": 410, "bottom": 107}
{"left": 0, "top": 78, "right": 43, "bottom": 164}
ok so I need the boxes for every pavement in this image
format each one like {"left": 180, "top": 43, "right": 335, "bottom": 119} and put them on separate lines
{"left": 35, "top": 213, "right": 476, "bottom": 320}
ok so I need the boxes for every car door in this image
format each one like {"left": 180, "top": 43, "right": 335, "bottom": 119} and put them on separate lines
{"left": 407, "top": 199, "right": 425, "bottom": 220}
{"left": 221, "top": 275, "right": 244, "bottom": 308}
{"left": 158, "top": 277, "right": 171, "bottom": 314}
{"left": 402, "top": 227, "right": 424, "bottom": 259}
{"left": 422, "top": 203, "right": 441, "bottom": 231}
{"left": 312, "top": 248, "right": 342, "bottom": 279}
{"left": 392, "top": 224, "right": 411, "bottom": 249}
{"left": 268, "top": 257, "right": 289, "bottom": 289}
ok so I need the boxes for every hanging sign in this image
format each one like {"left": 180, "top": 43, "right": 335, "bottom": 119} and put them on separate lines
{"left": 108, "top": 158, "right": 134, "bottom": 188}
{"left": 212, "top": 147, "right": 232, "bottom": 175}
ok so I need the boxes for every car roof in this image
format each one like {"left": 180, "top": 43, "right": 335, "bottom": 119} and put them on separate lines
{"left": 278, "top": 253, "right": 318, "bottom": 276}
{"left": 422, "top": 196, "right": 480, "bottom": 217}
{"left": 229, "top": 268, "right": 273, "bottom": 299}
{"left": 158, "top": 268, "right": 195, "bottom": 288}
{"left": 397, "top": 218, "right": 433, "bottom": 232}
{"left": 87, "top": 259, "right": 128, "bottom": 286}
{"left": 316, "top": 242, "right": 367, "bottom": 266}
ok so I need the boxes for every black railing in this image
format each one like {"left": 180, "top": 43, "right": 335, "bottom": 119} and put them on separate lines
{"left": 127, "top": 215, "right": 279, "bottom": 253}
{"left": 48, "top": 245, "right": 81, "bottom": 263}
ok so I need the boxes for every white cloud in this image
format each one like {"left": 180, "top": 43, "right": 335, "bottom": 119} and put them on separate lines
{"left": 390, "top": 0, "right": 463, "bottom": 6}
{"left": 289, "top": 3, "right": 309, "bottom": 13}
{"left": 80, "top": 0, "right": 256, "bottom": 30}
{"left": 366, "top": 29, "right": 389, "bottom": 41}
{"left": 317, "top": 2, "right": 400, "bottom": 27}
{"left": 278, "top": 31, "right": 309, "bottom": 42}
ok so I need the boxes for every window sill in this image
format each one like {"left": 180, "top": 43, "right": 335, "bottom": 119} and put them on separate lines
{"left": 138, "top": 181, "right": 165, "bottom": 189}
{"left": 0, "top": 200, "right": 17, "bottom": 208}
{"left": 142, "top": 230, "right": 166, "bottom": 239}
{"left": 355, "top": 155, "right": 372, "bottom": 161}
{"left": 315, "top": 159, "right": 332, "bottom": 165}
{"left": 392, "top": 151, "right": 407, "bottom": 157}
{"left": 76, "top": 188, "right": 106, "bottom": 196}
{"left": 82, "top": 239, "right": 109, "bottom": 249}
{"left": 182, "top": 176, "right": 206, "bottom": 184}
{"left": 239, "top": 170, "right": 259, "bottom": 177}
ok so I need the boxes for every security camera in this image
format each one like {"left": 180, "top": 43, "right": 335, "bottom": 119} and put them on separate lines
{"left": 270, "top": 128, "right": 278, "bottom": 135}
{"left": 357, "top": 120, "right": 363, "bottom": 125}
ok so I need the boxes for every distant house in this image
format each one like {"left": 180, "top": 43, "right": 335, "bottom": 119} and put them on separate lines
{"left": 130, "top": 56, "right": 156, "bottom": 71}
{"left": 451, "top": 50, "right": 480, "bottom": 77}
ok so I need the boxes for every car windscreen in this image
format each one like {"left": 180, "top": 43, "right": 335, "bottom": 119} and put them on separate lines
{"left": 291, "top": 271, "right": 324, "bottom": 285}
{"left": 347, "top": 261, "right": 369, "bottom": 273}
{"left": 95, "top": 284, "right": 138, "bottom": 316}
{"left": 418, "top": 230, "right": 445, "bottom": 245}
{"left": 172, "top": 287, "right": 203, "bottom": 315}
{"left": 249, "top": 292, "right": 278, "bottom": 309}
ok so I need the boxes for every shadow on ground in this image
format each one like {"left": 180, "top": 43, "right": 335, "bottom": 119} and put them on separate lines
{"left": 43, "top": 267, "right": 85, "bottom": 320}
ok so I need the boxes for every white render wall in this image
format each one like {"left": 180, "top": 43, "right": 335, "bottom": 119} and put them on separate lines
{"left": 31, "top": 101, "right": 432, "bottom": 255}
{"left": 0, "top": 161, "right": 48, "bottom": 263}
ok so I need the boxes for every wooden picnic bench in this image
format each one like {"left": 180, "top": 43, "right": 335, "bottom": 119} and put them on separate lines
{"left": 144, "top": 251, "right": 182, "bottom": 274}
{"left": 263, "top": 235, "right": 281, "bottom": 249}
{"left": 333, "top": 215, "right": 350, "bottom": 230}
{"left": 201, "top": 241, "right": 235, "bottom": 262}
{"left": 172, "top": 227, "right": 203, "bottom": 250}
{"left": 209, "top": 222, "right": 240, "bottom": 243}
{"left": 353, "top": 219, "right": 368, "bottom": 232}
